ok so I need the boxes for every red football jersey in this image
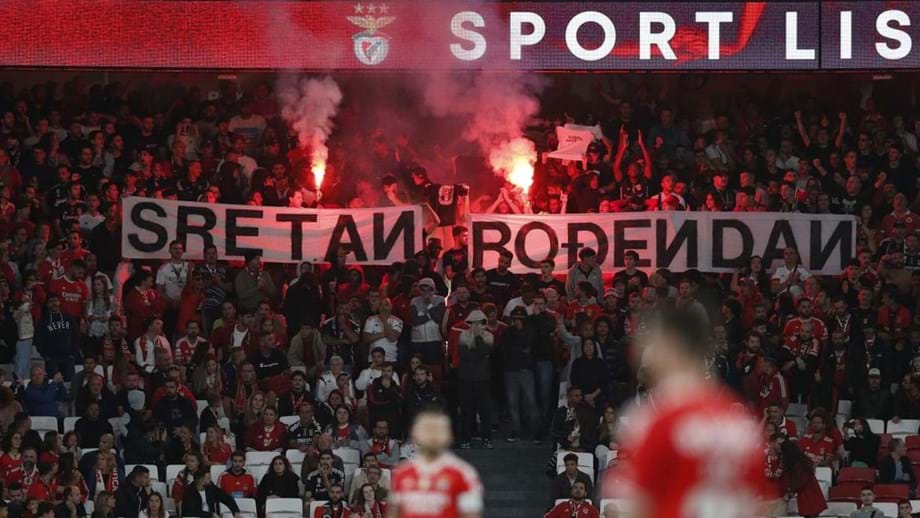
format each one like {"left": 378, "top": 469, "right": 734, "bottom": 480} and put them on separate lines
{"left": 218, "top": 470, "right": 256, "bottom": 498}
{"left": 50, "top": 276, "right": 88, "bottom": 319}
{"left": 798, "top": 434, "right": 835, "bottom": 466}
{"left": 391, "top": 452, "right": 483, "bottom": 518}
{"left": 610, "top": 383, "right": 766, "bottom": 517}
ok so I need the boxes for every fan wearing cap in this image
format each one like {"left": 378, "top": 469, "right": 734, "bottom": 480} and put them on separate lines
{"left": 457, "top": 310, "right": 494, "bottom": 449}
{"left": 501, "top": 306, "right": 540, "bottom": 442}
{"left": 409, "top": 277, "right": 446, "bottom": 383}
{"left": 853, "top": 367, "right": 892, "bottom": 421}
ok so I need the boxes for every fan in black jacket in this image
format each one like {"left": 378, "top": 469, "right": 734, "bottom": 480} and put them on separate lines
{"left": 256, "top": 456, "right": 300, "bottom": 508}
{"left": 180, "top": 469, "right": 241, "bottom": 518}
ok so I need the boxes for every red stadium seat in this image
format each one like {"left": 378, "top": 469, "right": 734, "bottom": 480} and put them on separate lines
{"left": 828, "top": 484, "right": 862, "bottom": 504}
{"left": 838, "top": 467, "right": 877, "bottom": 485}
{"left": 873, "top": 484, "right": 910, "bottom": 503}
{"left": 908, "top": 450, "right": 920, "bottom": 463}
{"left": 906, "top": 435, "right": 920, "bottom": 451}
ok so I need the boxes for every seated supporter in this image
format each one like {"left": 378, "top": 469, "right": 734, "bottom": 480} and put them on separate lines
{"left": 546, "top": 480, "right": 598, "bottom": 518}
{"left": 245, "top": 406, "right": 287, "bottom": 452}
{"left": 255, "top": 455, "right": 299, "bottom": 507}
{"left": 878, "top": 438, "right": 917, "bottom": 492}
{"left": 551, "top": 453, "right": 593, "bottom": 503}
{"left": 304, "top": 450, "right": 345, "bottom": 502}
{"left": 359, "top": 419, "right": 400, "bottom": 469}
{"left": 217, "top": 451, "right": 257, "bottom": 499}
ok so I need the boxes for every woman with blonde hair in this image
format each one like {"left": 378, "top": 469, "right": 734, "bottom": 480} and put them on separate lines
{"left": 88, "top": 451, "right": 121, "bottom": 497}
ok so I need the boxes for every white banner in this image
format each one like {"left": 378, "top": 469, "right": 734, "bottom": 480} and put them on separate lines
{"left": 122, "top": 197, "right": 423, "bottom": 264}
{"left": 543, "top": 125, "right": 596, "bottom": 164}
{"left": 470, "top": 212, "right": 857, "bottom": 274}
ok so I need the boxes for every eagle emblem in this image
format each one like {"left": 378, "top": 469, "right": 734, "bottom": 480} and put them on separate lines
{"left": 348, "top": 5, "right": 394, "bottom": 66}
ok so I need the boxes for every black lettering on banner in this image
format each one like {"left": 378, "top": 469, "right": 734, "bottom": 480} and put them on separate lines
{"left": 176, "top": 205, "right": 217, "bottom": 252}
{"left": 277, "top": 213, "right": 318, "bottom": 261}
{"left": 712, "top": 219, "right": 754, "bottom": 268}
{"left": 374, "top": 210, "right": 415, "bottom": 261}
{"left": 471, "top": 221, "right": 511, "bottom": 268}
{"left": 225, "top": 209, "right": 262, "bottom": 257}
{"left": 326, "top": 215, "right": 368, "bottom": 262}
{"left": 809, "top": 220, "right": 853, "bottom": 271}
{"left": 761, "top": 220, "right": 799, "bottom": 266}
{"left": 515, "top": 221, "right": 558, "bottom": 269}
{"left": 656, "top": 219, "right": 698, "bottom": 268}
{"left": 563, "top": 223, "right": 608, "bottom": 269}
{"left": 127, "top": 201, "right": 168, "bottom": 253}
{"left": 613, "top": 220, "right": 651, "bottom": 267}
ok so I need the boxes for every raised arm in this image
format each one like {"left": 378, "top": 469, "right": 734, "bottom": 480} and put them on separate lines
{"left": 613, "top": 125, "right": 628, "bottom": 184}
{"left": 835, "top": 112, "right": 847, "bottom": 150}
{"left": 795, "top": 111, "right": 811, "bottom": 148}
{"left": 637, "top": 129, "right": 653, "bottom": 180}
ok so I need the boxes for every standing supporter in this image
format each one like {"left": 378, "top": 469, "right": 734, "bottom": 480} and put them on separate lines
{"left": 408, "top": 278, "right": 446, "bottom": 383}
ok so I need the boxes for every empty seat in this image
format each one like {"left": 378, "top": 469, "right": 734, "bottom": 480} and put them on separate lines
{"left": 828, "top": 485, "right": 861, "bottom": 504}
{"left": 820, "top": 502, "right": 857, "bottom": 516}
{"left": 786, "top": 403, "right": 808, "bottom": 417}
{"left": 210, "top": 465, "right": 226, "bottom": 483}
{"left": 221, "top": 498, "right": 256, "bottom": 518}
{"left": 63, "top": 416, "right": 79, "bottom": 433}
{"left": 906, "top": 436, "right": 920, "bottom": 451}
{"left": 837, "top": 400, "right": 853, "bottom": 419}
{"left": 280, "top": 415, "right": 298, "bottom": 427}
{"left": 887, "top": 419, "right": 920, "bottom": 438}
{"left": 244, "top": 451, "right": 277, "bottom": 467}
{"left": 815, "top": 466, "right": 832, "bottom": 487}
{"left": 333, "top": 447, "right": 360, "bottom": 473}
{"left": 866, "top": 419, "right": 886, "bottom": 435}
{"left": 265, "top": 497, "right": 303, "bottom": 515}
{"left": 838, "top": 467, "right": 877, "bottom": 485}
{"left": 873, "top": 484, "right": 910, "bottom": 502}
{"left": 31, "top": 416, "right": 58, "bottom": 433}
{"left": 912, "top": 499, "right": 920, "bottom": 513}
{"left": 196, "top": 400, "right": 209, "bottom": 419}
{"left": 285, "top": 449, "right": 306, "bottom": 465}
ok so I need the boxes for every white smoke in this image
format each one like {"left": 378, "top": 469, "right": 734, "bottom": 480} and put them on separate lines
{"left": 421, "top": 71, "right": 543, "bottom": 187}
{"left": 278, "top": 75, "right": 343, "bottom": 188}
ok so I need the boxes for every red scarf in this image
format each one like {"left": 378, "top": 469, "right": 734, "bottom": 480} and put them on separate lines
{"left": 370, "top": 438, "right": 391, "bottom": 456}
{"left": 95, "top": 469, "right": 119, "bottom": 495}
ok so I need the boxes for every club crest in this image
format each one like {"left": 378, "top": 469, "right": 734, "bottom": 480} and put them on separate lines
{"left": 348, "top": 4, "right": 394, "bottom": 66}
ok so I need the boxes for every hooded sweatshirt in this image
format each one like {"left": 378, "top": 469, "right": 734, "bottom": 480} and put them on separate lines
{"left": 35, "top": 311, "right": 78, "bottom": 359}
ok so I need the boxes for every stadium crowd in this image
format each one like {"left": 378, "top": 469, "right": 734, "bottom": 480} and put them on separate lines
{"left": 0, "top": 73, "right": 915, "bottom": 518}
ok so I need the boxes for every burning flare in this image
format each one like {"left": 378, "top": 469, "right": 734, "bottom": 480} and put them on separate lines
{"left": 311, "top": 144, "right": 328, "bottom": 191}
{"left": 489, "top": 137, "right": 535, "bottom": 192}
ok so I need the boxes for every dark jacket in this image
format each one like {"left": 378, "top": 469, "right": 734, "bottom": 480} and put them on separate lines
{"left": 878, "top": 455, "right": 917, "bottom": 489}
{"left": 180, "top": 483, "right": 240, "bottom": 517}
{"left": 551, "top": 470, "right": 594, "bottom": 501}
{"left": 853, "top": 386, "right": 892, "bottom": 420}
{"left": 458, "top": 333, "right": 492, "bottom": 382}
{"left": 153, "top": 395, "right": 198, "bottom": 431}
{"left": 551, "top": 404, "right": 597, "bottom": 452}
{"left": 569, "top": 357, "right": 608, "bottom": 397}
{"left": 403, "top": 381, "right": 442, "bottom": 423}
{"left": 502, "top": 325, "right": 536, "bottom": 371}
{"left": 256, "top": 471, "right": 300, "bottom": 502}
{"left": 22, "top": 380, "right": 68, "bottom": 418}
{"left": 844, "top": 431, "right": 881, "bottom": 468}
{"left": 113, "top": 480, "right": 149, "bottom": 518}
{"left": 74, "top": 416, "right": 115, "bottom": 449}
{"left": 35, "top": 311, "right": 79, "bottom": 359}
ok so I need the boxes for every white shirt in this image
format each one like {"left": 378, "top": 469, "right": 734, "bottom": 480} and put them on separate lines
{"left": 316, "top": 370, "right": 355, "bottom": 403}
{"left": 78, "top": 212, "right": 105, "bottom": 233}
{"left": 134, "top": 335, "right": 172, "bottom": 373}
{"left": 156, "top": 261, "right": 189, "bottom": 302}
{"left": 771, "top": 264, "right": 813, "bottom": 284}
{"left": 363, "top": 315, "right": 403, "bottom": 362}
{"left": 232, "top": 327, "right": 249, "bottom": 348}
{"left": 355, "top": 367, "right": 399, "bottom": 392}
{"left": 502, "top": 297, "right": 532, "bottom": 318}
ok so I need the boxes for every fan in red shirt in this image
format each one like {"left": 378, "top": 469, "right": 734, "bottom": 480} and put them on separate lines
{"left": 782, "top": 298, "right": 827, "bottom": 347}
{"left": 544, "top": 480, "right": 598, "bottom": 518}
{"left": 606, "top": 308, "right": 767, "bottom": 517}
{"left": 390, "top": 409, "right": 483, "bottom": 518}
{"left": 797, "top": 413, "right": 837, "bottom": 468}
{"left": 245, "top": 407, "right": 287, "bottom": 451}
{"left": 26, "top": 462, "right": 56, "bottom": 501}
{"left": 49, "top": 260, "right": 88, "bottom": 320}
{"left": 218, "top": 452, "right": 257, "bottom": 498}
